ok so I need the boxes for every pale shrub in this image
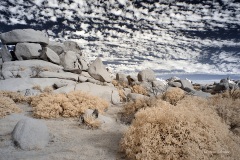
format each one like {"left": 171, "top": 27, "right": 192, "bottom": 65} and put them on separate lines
{"left": 131, "top": 85, "right": 148, "bottom": 95}
{"left": 42, "top": 86, "right": 53, "bottom": 93}
{"left": 31, "top": 91, "right": 109, "bottom": 119}
{"left": 0, "top": 91, "right": 29, "bottom": 103}
{"left": 83, "top": 114, "right": 101, "bottom": 129}
{"left": 121, "top": 97, "right": 169, "bottom": 124}
{"left": 32, "top": 85, "right": 42, "bottom": 91}
{"left": 112, "top": 80, "right": 128, "bottom": 102}
{"left": 208, "top": 95, "right": 240, "bottom": 134}
{"left": 162, "top": 87, "right": 185, "bottom": 105}
{"left": 0, "top": 96, "right": 22, "bottom": 118}
{"left": 120, "top": 97, "right": 240, "bottom": 160}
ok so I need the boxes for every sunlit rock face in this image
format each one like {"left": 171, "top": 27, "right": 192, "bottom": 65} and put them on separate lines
{"left": 0, "top": 0, "right": 239, "bottom": 74}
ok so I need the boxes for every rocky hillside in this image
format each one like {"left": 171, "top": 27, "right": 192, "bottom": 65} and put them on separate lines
{"left": 0, "top": 0, "right": 239, "bottom": 74}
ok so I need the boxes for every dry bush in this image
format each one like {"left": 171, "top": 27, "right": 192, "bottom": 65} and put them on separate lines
{"left": 121, "top": 97, "right": 169, "bottom": 124}
{"left": 221, "top": 89, "right": 240, "bottom": 100}
{"left": 0, "top": 91, "right": 29, "bottom": 103}
{"left": 120, "top": 97, "right": 240, "bottom": 160}
{"left": 43, "top": 86, "right": 53, "bottom": 93}
{"left": 30, "top": 91, "right": 109, "bottom": 119}
{"left": 208, "top": 95, "right": 240, "bottom": 134}
{"left": 83, "top": 115, "right": 101, "bottom": 129}
{"left": 0, "top": 96, "right": 22, "bottom": 118}
{"left": 162, "top": 87, "right": 185, "bottom": 105}
{"left": 112, "top": 80, "right": 128, "bottom": 102}
{"left": 32, "top": 85, "right": 42, "bottom": 91}
{"left": 131, "top": 85, "right": 148, "bottom": 95}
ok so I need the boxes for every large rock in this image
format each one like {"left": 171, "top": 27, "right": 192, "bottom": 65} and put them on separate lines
{"left": 127, "top": 75, "right": 138, "bottom": 85}
{"left": 48, "top": 41, "right": 65, "bottom": 55}
{"left": 46, "top": 47, "right": 60, "bottom": 65}
{"left": 88, "top": 58, "right": 112, "bottom": 82}
{"left": 116, "top": 73, "right": 128, "bottom": 83}
{"left": 12, "top": 118, "right": 49, "bottom": 150}
{"left": 137, "top": 69, "right": 156, "bottom": 82}
{"left": 63, "top": 41, "right": 82, "bottom": 55}
{"left": 76, "top": 82, "right": 120, "bottom": 104}
{"left": 0, "top": 29, "right": 49, "bottom": 45}
{"left": 2, "top": 60, "right": 63, "bottom": 79}
{"left": 180, "top": 79, "right": 194, "bottom": 91}
{"left": 61, "top": 51, "right": 81, "bottom": 70}
{"left": 0, "top": 44, "right": 12, "bottom": 62}
{"left": 15, "top": 43, "right": 41, "bottom": 60}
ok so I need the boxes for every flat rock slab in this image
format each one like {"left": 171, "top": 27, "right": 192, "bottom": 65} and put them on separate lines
{"left": 0, "top": 29, "right": 49, "bottom": 45}
{"left": 2, "top": 60, "right": 63, "bottom": 79}
{"left": 0, "top": 78, "right": 75, "bottom": 94}
{"left": 39, "top": 71, "right": 79, "bottom": 81}
{"left": 46, "top": 48, "right": 60, "bottom": 65}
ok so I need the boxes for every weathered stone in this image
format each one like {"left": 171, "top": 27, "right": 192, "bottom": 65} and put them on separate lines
{"left": 39, "top": 71, "right": 79, "bottom": 81}
{"left": 78, "top": 75, "right": 88, "bottom": 82}
{"left": 12, "top": 118, "right": 49, "bottom": 150}
{"left": 88, "top": 58, "right": 112, "bottom": 82}
{"left": 0, "top": 29, "right": 49, "bottom": 45}
{"left": 0, "top": 45, "right": 12, "bottom": 62}
{"left": 75, "top": 82, "right": 120, "bottom": 104}
{"left": 138, "top": 69, "right": 156, "bottom": 82}
{"left": 78, "top": 56, "right": 89, "bottom": 71}
{"left": 48, "top": 41, "right": 65, "bottom": 55}
{"left": 46, "top": 48, "right": 60, "bottom": 65}
{"left": 193, "top": 90, "right": 211, "bottom": 98}
{"left": 127, "top": 93, "right": 149, "bottom": 101}
{"left": 116, "top": 73, "right": 128, "bottom": 82}
{"left": 87, "top": 78, "right": 102, "bottom": 85}
{"left": 61, "top": 51, "right": 81, "bottom": 70}
{"left": 2, "top": 60, "right": 63, "bottom": 79}
{"left": 63, "top": 41, "right": 82, "bottom": 55}
{"left": 127, "top": 75, "right": 138, "bottom": 85}
{"left": 214, "top": 82, "right": 229, "bottom": 92}
{"left": 53, "top": 80, "right": 70, "bottom": 89}
{"left": 168, "top": 81, "right": 182, "bottom": 88}
{"left": 15, "top": 43, "right": 41, "bottom": 60}
{"left": 63, "top": 68, "right": 82, "bottom": 74}
{"left": 180, "top": 79, "right": 194, "bottom": 91}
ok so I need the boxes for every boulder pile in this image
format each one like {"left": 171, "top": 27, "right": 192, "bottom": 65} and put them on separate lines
{"left": 0, "top": 29, "right": 120, "bottom": 104}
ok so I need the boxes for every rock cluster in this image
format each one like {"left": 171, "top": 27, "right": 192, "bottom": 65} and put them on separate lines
{"left": 0, "top": 29, "right": 119, "bottom": 104}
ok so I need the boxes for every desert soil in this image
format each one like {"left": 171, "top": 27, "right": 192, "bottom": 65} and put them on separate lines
{"left": 0, "top": 103, "right": 128, "bottom": 160}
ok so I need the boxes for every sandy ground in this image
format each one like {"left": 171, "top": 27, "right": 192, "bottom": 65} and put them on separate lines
{"left": 0, "top": 103, "right": 128, "bottom": 160}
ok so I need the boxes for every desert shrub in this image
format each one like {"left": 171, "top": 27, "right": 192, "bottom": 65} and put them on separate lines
{"left": 208, "top": 95, "right": 240, "bottom": 133}
{"left": 0, "top": 91, "right": 29, "bottom": 103}
{"left": 162, "top": 87, "right": 185, "bottom": 105}
{"left": 0, "top": 96, "right": 22, "bottom": 118}
{"left": 121, "top": 97, "right": 169, "bottom": 124}
{"left": 221, "top": 89, "right": 240, "bottom": 100}
{"left": 131, "top": 85, "right": 148, "bottom": 95}
{"left": 120, "top": 98, "right": 240, "bottom": 160}
{"left": 32, "top": 85, "right": 42, "bottom": 91}
{"left": 43, "top": 86, "right": 53, "bottom": 93}
{"left": 112, "top": 80, "right": 128, "bottom": 101}
{"left": 30, "top": 91, "right": 109, "bottom": 119}
{"left": 82, "top": 114, "right": 101, "bottom": 129}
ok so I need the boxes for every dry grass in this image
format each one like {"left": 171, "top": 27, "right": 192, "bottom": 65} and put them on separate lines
{"left": 131, "top": 85, "right": 148, "bottom": 95}
{"left": 42, "top": 86, "right": 53, "bottom": 93}
{"left": 0, "top": 96, "right": 22, "bottom": 118}
{"left": 112, "top": 80, "right": 128, "bottom": 102}
{"left": 83, "top": 114, "right": 101, "bottom": 129}
{"left": 32, "top": 85, "right": 42, "bottom": 91}
{"left": 162, "top": 87, "right": 185, "bottom": 105}
{"left": 120, "top": 95, "right": 240, "bottom": 160}
{"left": 30, "top": 91, "right": 109, "bottom": 119}
{"left": 0, "top": 91, "right": 29, "bottom": 103}
{"left": 208, "top": 94, "right": 240, "bottom": 134}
